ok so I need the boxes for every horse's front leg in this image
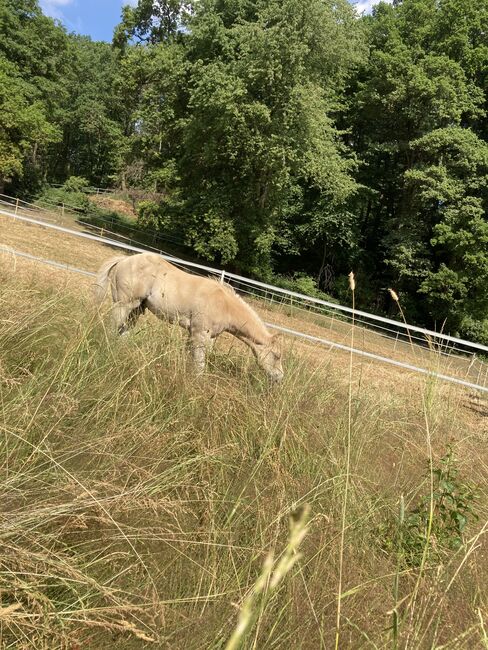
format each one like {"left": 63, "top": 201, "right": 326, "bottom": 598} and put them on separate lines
{"left": 190, "top": 329, "right": 211, "bottom": 375}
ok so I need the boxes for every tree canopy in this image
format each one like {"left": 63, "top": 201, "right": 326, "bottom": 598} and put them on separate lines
{"left": 1, "top": 0, "right": 487, "bottom": 340}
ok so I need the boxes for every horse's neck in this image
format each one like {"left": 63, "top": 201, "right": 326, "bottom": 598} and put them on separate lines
{"left": 227, "top": 295, "right": 270, "bottom": 346}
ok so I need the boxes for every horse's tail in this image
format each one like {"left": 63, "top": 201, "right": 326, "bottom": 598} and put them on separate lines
{"left": 93, "top": 256, "right": 126, "bottom": 305}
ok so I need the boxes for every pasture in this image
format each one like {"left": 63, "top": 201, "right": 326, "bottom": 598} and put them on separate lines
{"left": 0, "top": 213, "right": 487, "bottom": 648}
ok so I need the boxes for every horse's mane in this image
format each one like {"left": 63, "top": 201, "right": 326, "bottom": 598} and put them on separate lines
{"left": 212, "top": 278, "right": 266, "bottom": 328}
{"left": 214, "top": 279, "right": 236, "bottom": 296}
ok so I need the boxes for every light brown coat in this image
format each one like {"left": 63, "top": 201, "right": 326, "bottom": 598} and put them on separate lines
{"left": 95, "top": 253, "right": 283, "bottom": 380}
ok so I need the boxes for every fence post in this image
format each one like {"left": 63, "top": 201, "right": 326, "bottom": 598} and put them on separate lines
{"left": 15, "top": 197, "right": 19, "bottom": 216}
{"left": 220, "top": 270, "right": 225, "bottom": 283}
{"left": 61, "top": 203, "right": 65, "bottom": 218}
{"left": 394, "top": 331, "right": 399, "bottom": 352}
{"left": 476, "top": 362, "right": 483, "bottom": 387}
{"left": 466, "top": 353, "right": 476, "bottom": 378}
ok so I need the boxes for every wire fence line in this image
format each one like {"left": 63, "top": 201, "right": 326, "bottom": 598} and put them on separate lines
{"left": 48, "top": 183, "right": 117, "bottom": 195}
{"left": 1, "top": 193, "right": 486, "bottom": 357}
{"left": 0, "top": 245, "right": 97, "bottom": 277}
{"left": 2, "top": 205, "right": 488, "bottom": 365}
{"left": 227, "top": 277, "right": 467, "bottom": 358}
{"left": 0, "top": 194, "right": 59, "bottom": 222}
{"left": 0, "top": 190, "right": 188, "bottom": 252}
{"left": 75, "top": 220, "right": 177, "bottom": 258}
{"left": 230, "top": 282, "right": 459, "bottom": 360}
{"left": 0, "top": 192, "right": 483, "bottom": 356}
{"left": 0, "top": 188, "right": 181, "bottom": 256}
{"left": 3, "top": 204, "right": 487, "bottom": 357}
{"left": 268, "top": 323, "right": 488, "bottom": 395}
{"left": 0, "top": 242, "right": 486, "bottom": 395}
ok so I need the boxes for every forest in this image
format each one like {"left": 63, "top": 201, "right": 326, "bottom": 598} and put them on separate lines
{"left": 1, "top": 0, "right": 487, "bottom": 342}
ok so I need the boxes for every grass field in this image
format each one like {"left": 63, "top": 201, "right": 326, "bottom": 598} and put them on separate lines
{"left": 0, "top": 210, "right": 487, "bottom": 648}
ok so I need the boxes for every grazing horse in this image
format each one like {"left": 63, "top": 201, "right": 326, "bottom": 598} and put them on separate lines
{"left": 94, "top": 252, "right": 284, "bottom": 381}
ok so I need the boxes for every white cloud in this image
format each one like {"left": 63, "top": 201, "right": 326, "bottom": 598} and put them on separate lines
{"left": 352, "top": 0, "right": 393, "bottom": 15}
{"left": 39, "top": 0, "right": 74, "bottom": 21}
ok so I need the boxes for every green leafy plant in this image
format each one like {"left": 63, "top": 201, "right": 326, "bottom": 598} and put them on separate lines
{"left": 382, "top": 446, "right": 479, "bottom": 568}
{"left": 35, "top": 177, "right": 91, "bottom": 212}
{"left": 62, "top": 175, "right": 90, "bottom": 193}
{"left": 136, "top": 199, "right": 168, "bottom": 229}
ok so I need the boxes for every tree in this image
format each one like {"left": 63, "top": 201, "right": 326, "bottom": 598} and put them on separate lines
{"left": 111, "top": 40, "right": 187, "bottom": 192}
{"left": 177, "top": 0, "right": 364, "bottom": 273}
{"left": 47, "top": 36, "right": 125, "bottom": 185}
{"left": 114, "top": 0, "right": 192, "bottom": 48}
{"left": 407, "top": 128, "right": 488, "bottom": 329}
{"left": 349, "top": 0, "right": 487, "bottom": 327}
{"left": 0, "top": 0, "right": 69, "bottom": 191}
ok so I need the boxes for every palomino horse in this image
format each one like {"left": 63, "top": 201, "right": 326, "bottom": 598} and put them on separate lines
{"left": 94, "top": 252, "right": 284, "bottom": 381}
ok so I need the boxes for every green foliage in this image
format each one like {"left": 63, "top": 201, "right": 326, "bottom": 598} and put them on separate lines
{"left": 381, "top": 446, "right": 479, "bottom": 567}
{"left": 62, "top": 175, "right": 90, "bottom": 193}
{"left": 458, "top": 316, "right": 488, "bottom": 348}
{"left": 112, "top": 42, "right": 187, "bottom": 192}
{"left": 2, "top": 0, "right": 488, "bottom": 337}
{"left": 349, "top": 0, "right": 487, "bottom": 334}
{"left": 0, "top": 1, "right": 65, "bottom": 190}
{"left": 272, "top": 273, "right": 338, "bottom": 302}
{"left": 186, "top": 208, "right": 239, "bottom": 265}
{"left": 136, "top": 198, "right": 172, "bottom": 231}
{"left": 407, "top": 128, "right": 488, "bottom": 326}
{"left": 176, "top": 0, "right": 363, "bottom": 272}
{"left": 52, "top": 36, "right": 125, "bottom": 186}
{"left": 35, "top": 177, "right": 91, "bottom": 212}
{"left": 113, "top": 0, "right": 191, "bottom": 48}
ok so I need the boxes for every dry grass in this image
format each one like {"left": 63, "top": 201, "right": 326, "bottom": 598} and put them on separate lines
{"left": 88, "top": 195, "right": 137, "bottom": 219}
{"left": 0, "top": 214, "right": 487, "bottom": 648}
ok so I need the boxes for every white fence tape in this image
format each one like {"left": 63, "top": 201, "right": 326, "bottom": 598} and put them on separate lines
{"left": 266, "top": 323, "right": 488, "bottom": 394}
{"left": 0, "top": 245, "right": 96, "bottom": 277}
{"left": 0, "top": 242, "right": 487, "bottom": 395}
{"left": 4, "top": 206, "right": 487, "bottom": 356}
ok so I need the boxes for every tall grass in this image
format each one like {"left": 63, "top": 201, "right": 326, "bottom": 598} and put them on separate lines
{"left": 0, "top": 266, "right": 486, "bottom": 648}
{"left": 334, "top": 271, "right": 356, "bottom": 650}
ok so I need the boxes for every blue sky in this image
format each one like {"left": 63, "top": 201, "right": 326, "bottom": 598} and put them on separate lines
{"left": 39, "top": 0, "right": 137, "bottom": 41}
{"left": 39, "top": 0, "right": 391, "bottom": 42}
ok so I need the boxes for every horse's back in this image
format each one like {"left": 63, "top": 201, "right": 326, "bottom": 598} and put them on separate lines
{"left": 112, "top": 253, "right": 235, "bottom": 326}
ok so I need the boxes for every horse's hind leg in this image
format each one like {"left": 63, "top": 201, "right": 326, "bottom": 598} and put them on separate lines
{"left": 127, "top": 303, "right": 146, "bottom": 330}
{"left": 112, "top": 300, "right": 143, "bottom": 335}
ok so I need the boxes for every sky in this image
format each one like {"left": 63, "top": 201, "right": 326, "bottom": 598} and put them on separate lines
{"left": 39, "top": 0, "right": 392, "bottom": 42}
{"left": 39, "top": 0, "right": 137, "bottom": 41}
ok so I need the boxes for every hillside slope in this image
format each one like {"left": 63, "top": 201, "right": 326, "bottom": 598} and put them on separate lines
{"left": 0, "top": 212, "right": 487, "bottom": 648}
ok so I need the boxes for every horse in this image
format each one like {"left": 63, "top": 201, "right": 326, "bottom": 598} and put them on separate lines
{"left": 94, "top": 252, "right": 284, "bottom": 381}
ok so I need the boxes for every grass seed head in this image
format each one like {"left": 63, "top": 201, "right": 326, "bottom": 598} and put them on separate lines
{"left": 388, "top": 288, "right": 399, "bottom": 302}
{"left": 348, "top": 272, "right": 356, "bottom": 292}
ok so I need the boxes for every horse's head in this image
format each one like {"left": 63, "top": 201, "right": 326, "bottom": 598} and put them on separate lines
{"left": 253, "top": 333, "right": 284, "bottom": 382}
